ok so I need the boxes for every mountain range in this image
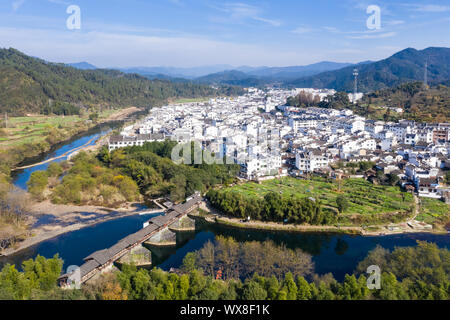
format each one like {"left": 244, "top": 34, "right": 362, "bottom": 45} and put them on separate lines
{"left": 289, "top": 47, "right": 450, "bottom": 92}
{"left": 24, "top": 46, "right": 450, "bottom": 98}
{"left": 0, "top": 48, "right": 241, "bottom": 115}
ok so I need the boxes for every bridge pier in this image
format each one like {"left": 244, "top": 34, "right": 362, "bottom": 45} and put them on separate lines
{"left": 145, "top": 227, "right": 176, "bottom": 247}
{"left": 116, "top": 244, "right": 152, "bottom": 268}
{"left": 169, "top": 216, "right": 196, "bottom": 232}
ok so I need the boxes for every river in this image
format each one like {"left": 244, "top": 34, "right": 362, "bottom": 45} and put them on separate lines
{"left": 1, "top": 127, "right": 449, "bottom": 281}
{"left": 11, "top": 123, "right": 117, "bottom": 191}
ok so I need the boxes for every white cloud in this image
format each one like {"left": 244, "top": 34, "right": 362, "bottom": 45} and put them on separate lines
{"left": 292, "top": 27, "right": 314, "bottom": 35}
{"left": 0, "top": 27, "right": 314, "bottom": 67}
{"left": 12, "top": 0, "right": 25, "bottom": 12}
{"left": 411, "top": 4, "right": 450, "bottom": 13}
{"left": 209, "top": 2, "right": 282, "bottom": 27}
{"left": 347, "top": 31, "right": 397, "bottom": 39}
{"left": 385, "top": 20, "right": 405, "bottom": 26}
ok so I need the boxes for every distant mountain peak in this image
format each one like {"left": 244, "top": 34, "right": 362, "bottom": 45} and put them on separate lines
{"left": 67, "top": 62, "right": 97, "bottom": 70}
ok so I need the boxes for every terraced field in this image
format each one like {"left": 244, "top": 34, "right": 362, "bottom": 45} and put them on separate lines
{"left": 416, "top": 197, "right": 450, "bottom": 228}
{"left": 222, "top": 177, "right": 415, "bottom": 217}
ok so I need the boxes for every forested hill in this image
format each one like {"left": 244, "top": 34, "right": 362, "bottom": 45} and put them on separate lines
{"left": 0, "top": 48, "right": 243, "bottom": 115}
{"left": 289, "top": 47, "right": 450, "bottom": 92}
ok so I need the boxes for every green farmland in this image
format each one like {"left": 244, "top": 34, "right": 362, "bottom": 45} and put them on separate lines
{"left": 220, "top": 177, "right": 415, "bottom": 223}
{"left": 416, "top": 197, "right": 450, "bottom": 228}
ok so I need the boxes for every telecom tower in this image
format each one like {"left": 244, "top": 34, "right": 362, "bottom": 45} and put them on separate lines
{"left": 352, "top": 68, "right": 359, "bottom": 103}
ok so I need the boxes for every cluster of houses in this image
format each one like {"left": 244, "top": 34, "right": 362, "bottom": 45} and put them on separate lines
{"left": 108, "top": 88, "right": 450, "bottom": 203}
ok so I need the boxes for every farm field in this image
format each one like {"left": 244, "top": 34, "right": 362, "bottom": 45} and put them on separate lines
{"left": 172, "top": 97, "right": 212, "bottom": 104}
{"left": 0, "top": 110, "right": 116, "bottom": 149}
{"left": 416, "top": 197, "right": 450, "bottom": 227}
{"left": 221, "top": 177, "right": 415, "bottom": 217}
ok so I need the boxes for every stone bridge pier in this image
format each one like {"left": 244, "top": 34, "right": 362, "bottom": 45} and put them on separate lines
{"left": 169, "top": 216, "right": 196, "bottom": 232}
{"left": 145, "top": 227, "right": 177, "bottom": 247}
{"left": 116, "top": 244, "right": 152, "bottom": 268}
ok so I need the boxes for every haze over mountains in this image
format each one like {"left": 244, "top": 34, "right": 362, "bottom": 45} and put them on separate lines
{"left": 60, "top": 47, "right": 450, "bottom": 93}
{"left": 290, "top": 47, "right": 450, "bottom": 92}
{"left": 0, "top": 48, "right": 242, "bottom": 115}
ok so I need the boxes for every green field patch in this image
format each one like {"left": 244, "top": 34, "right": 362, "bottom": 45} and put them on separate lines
{"left": 220, "top": 177, "right": 414, "bottom": 217}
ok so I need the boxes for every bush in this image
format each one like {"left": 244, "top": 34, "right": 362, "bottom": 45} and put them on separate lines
{"left": 27, "top": 171, "right": 48, "bottom": 200}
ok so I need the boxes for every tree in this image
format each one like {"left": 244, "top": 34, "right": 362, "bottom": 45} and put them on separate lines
{"left": 181, "top": 252, "right": 197, "bottom": 273}
{"left": 336, "top": 195, "right": 349, "bottom": 214}
{"left": 27, "top": 171, "right": 48, "bottom": 200}
{"left": 296, "top": 276, "right": 312, "bottom": 300}
{"left": 387, "top": 173, "right": 399, "bottom": 186}
{"left": 241, "top": 280, "right": 267, "bottom": 300}
{"left": 47, "top": 162, "right": 63, "bottom": 177}
{"left": 281, "top": 273, "right": 298, "bottom": 300}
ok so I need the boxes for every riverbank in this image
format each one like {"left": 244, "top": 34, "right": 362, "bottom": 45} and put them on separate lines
{"left": 0, "top": 200, "right": 147, "bottom": 257}
{"left": 1, "top": 107, "right": 142, "bottom": 169}
{"left": 192, "top": 200, "right": 443, "bottom": 237}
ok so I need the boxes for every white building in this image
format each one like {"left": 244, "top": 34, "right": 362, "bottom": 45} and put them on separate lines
{"left": 295, "top": 150, "right": 330, "bottom": 173}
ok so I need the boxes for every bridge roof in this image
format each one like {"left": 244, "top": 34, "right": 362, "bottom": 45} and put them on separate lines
{"left": 80, "top": 260, "right": 101, "bottom": 278}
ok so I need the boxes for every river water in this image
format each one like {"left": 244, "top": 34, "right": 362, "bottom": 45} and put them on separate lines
{"left": 2, "top": 127, "right": 449, "bottom": 281}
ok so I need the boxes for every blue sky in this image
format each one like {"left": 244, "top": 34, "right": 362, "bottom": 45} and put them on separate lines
{"left": 0, "top": 0, "right": 449, "bottom": 67}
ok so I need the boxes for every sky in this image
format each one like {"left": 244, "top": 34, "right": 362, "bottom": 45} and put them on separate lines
{"left": 0, "top": 0, "right": 449, "bottom": 68}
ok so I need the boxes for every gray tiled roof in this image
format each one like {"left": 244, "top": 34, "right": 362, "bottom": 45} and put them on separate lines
{"left": 66, "top": 196, "right": 202, "bottom": 282}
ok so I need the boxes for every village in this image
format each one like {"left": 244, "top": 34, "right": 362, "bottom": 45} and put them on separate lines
{"left": 108, "top": 88, "right": 450, "bottom": 205}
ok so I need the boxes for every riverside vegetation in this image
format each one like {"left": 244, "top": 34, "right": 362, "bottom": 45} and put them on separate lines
{"left": 0, "top": 241, "right": 448, "bottom": 300}
{"left": 27, "top": 141, "right": 240, "bottom": 207}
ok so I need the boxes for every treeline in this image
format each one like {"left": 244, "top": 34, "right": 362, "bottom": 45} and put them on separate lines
{"left": 0, "top": 175, "right": 29, "bottom": 250}
{"left": 28, "top": 155, "right": 141, "bottom": 207}
{"left": 30, "top": 141, "right": 240, "bottom": 206}
{"left": 101, "top": 142, "right": 240, "bottom": 202}
{"left": 0, "top": 48, "right": 245, "bottom": 115}
{"left": 286, "top": 91, "right": 321, "bottom": 108}
{"left": 41, "top": 102, "right": 81, "bottom": 116}
{"left": 361, "top": 82, "right": 450, "bottom": 122}
{"left": 0, "top": 241, "right": 448, "bottom": 300}
{"left": 206, "top": 189, "right": 337, "bottom": 225}
{"left": 286, "top": 91, "right": 351, "bottom": 110}
{"left": 286, "top": 82, "right": 450, "bottom": 123}
{"left": 182, "top": 236, "right": 314, "bottom": 280}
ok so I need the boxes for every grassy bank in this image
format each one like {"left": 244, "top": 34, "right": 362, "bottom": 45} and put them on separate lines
{"left": 191, "top": 211, "right": 362, "bottom": 235}
{"left": 416, "top": 197, "right": 450, "bottom": 230}
{"left": 0, "top": 108, "right": 134, "bottom": 169}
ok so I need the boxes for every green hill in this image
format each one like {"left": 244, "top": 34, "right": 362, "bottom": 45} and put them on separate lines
{"left": 0, "top": 48, "right": 242, "bottom": 115}
{"left": 289, "top": 47, "right": 450, "bottom": 92}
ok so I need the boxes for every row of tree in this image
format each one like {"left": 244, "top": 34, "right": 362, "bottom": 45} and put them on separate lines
{"left": 206, "top": 189, "right": 337, "bottom": 225}
{"left": 183, "top": 236, "right": 314, "bottom": 280}
{"left": 1, "top": 241, "right": 447, "bottom": 300}
{"left": 98, "top": 142, "right": 240, "bottom": 203}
